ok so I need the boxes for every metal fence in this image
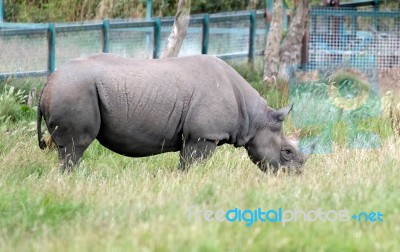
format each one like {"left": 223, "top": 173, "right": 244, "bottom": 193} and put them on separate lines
{"left": 309, "top": 7, "right": 400, "bottom": 71}
{"left": 0, "top": 10, "right": 267, "bottom": 80}
{"left": 1, "top": 7, "right": 400, "bottom": 80}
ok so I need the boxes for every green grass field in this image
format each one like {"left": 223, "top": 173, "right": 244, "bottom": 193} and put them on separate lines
{"left": 0, "top": 65, "right": 399, "bottom": 251}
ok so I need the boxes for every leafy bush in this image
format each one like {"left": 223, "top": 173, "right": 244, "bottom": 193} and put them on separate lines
{"left": 0, "top": 84, "right": 33, "bottom": 123}
{"left": 4, "top": 0, "right": 267, "bottom": 22}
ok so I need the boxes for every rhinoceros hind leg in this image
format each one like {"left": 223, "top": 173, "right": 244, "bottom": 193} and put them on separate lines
{"left": 178, "top": 139, "right": 217, "bottom": 171}
{"left": 57, "top": 144, "right": 90, "bottom": 173}
{"left": 52, "top": 122, "right": 100, "bottom": 173}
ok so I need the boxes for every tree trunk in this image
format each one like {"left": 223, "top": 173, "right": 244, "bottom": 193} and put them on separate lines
{"left": 263, "top": 0, "right": 283, "bottom": 83}
{"left": 278, "top": 0, "right": 309, "bottom": 79}
{"left": 248, "top": 0, "right": 258, "bottom": 10}
{"left": 96, "top": 0, "right": 114, "bottom": 20}
{"left": 162, "top": 0, "right": 191, "bottom": 58}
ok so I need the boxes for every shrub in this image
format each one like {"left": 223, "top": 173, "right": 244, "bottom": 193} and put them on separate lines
{"left": 0, "top": 84, "right": 31, "bottom": 123}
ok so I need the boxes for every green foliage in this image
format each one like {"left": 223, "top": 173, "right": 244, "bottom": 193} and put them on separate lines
{"left": 284, "top": 0, "right": 295, "bottom": 9}
{"left": 4, "top": 0, "right": 97, "bottom": 22}
{"left": 0, "top": 62, "right": 399, "bottom": 251}
{"left": 4, "top": 0, "right": 400, "bottom": 22}
{"left": 0, "top": 189, "right": 86, "bottom": 234}
{"left": 0, "top": 84, "right": 29, "bottom": 123}
{"left": 0, "top": 77, "right": 43, "bottom": 123}
{"left": 1, "top": 77, "right": 46, "bottom": 96}
{"left": 231, "top": 61, "right": 290, "bottom": 109}
{"left": 190, "top": 0, "right": 264, "bottom": 15}
{"left": 4, "top": 0, "right": 267, "bottom": 22}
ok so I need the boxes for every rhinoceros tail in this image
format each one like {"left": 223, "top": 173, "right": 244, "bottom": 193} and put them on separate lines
{"left": 37, "top": 105, "right": 47, "bottom": 150}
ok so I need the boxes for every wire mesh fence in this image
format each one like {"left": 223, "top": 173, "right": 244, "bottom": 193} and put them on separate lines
{"left": 208, "top": 17, "right": 250, "bottom": 55}
{"left": 1, "top": 8, "right": 400, "bottom": 79}
{"left": 109, "top": 27, "right": 154, "bottom": 59}
{"left": 55, "top": 29, "right": 103, "bottom": 67}
{"left": 0, "top": 30, "right": 47, "bottom": 73}
{"left": 160, "top": 23, "right": 174, "bottom": 56}
{"left": 180, "top": 22, "right": 203, "bottom": 56}
{"left": 308, "top": 7, "right": 400, "bottom": 72}
{"left": 255, "top": 15, "right": 267, "bottom": 52}
{"left": 0, "top": 10, "right": 263, "bottom": 79}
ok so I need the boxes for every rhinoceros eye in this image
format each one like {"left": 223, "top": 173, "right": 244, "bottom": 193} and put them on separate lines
{"left": 284, "top": 149, "right": 292, "bottom": 155}
{"left": 281, "top": 147, "right": 294, "bottom": 159}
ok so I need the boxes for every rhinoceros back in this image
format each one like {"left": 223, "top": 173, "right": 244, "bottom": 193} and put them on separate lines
{"left": 66, "top": 54, "right": 261, "bottom": 157}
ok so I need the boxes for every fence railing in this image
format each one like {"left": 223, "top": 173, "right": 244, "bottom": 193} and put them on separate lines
{"left": 0, "top": 10, "right": 267, "bottom": 80}
{"left": 1, "top": 7, "right": 399, "bottom": 81}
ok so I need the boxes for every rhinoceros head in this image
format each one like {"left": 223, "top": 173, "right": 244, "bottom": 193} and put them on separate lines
{"left": 245, "top": 105, "right": 314, "bottom": 174}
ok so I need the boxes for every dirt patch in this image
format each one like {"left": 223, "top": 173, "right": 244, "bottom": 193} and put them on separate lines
{"left": 379, "top": 68, "right": 400, "bottom": 97}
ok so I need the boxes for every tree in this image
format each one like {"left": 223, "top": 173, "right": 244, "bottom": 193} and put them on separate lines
{"left": 263, "top": 0, "right": 284, "bottom": 83}
{"left": 263, "top": 0, "right": 310, "bottom": 83}
{"left": 248, "top": 0, "right": 259, "bottom": 9}
{"left": 278, "top": 0, "right": 309, "bottom": 79}
{"left": 162, "top": 0, "right": 191, "bottom": 58}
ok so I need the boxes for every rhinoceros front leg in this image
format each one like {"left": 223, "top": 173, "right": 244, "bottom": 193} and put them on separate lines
{"left": 179, "top": 139, "right": 217, "bottom": 170}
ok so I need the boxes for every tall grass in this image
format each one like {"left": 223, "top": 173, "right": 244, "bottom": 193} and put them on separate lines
{"left": 0, "top": 121, "right": 399, "bottom": 251}
{"left": 0, "top": 64, "right": 399, "bottom": 251}
{"left": 0, "top": 84, "right": 36, "bottom": 124}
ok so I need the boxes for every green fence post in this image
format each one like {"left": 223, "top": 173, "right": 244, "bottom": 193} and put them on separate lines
{"left": 202, "top": 13, "right": 209, "bottom": 54}
{"left": 47, "top": 23, "right": 56, "bottom": 74}
{"left": 102, "top": 20, "right": 110, "bottom": 53}
{"left": 0, "top": 0, "right": 3, "bottom": 22}
{"left": 145, "top": 0, "right": 153, "bottom": 57}
{"left": 373, "top": 0, "right": 378, "bottom": 30}
{"left": 0, "top": 0, "right": 4, "bottom": 23}
{"left": 146, "top": 0, "right": 153, "bottom": 21}
{"left": 249, "top": 10, "right": 256, "bottom": 62}
{"left": 153, "top": 17, "right": 161, "bottom": 59}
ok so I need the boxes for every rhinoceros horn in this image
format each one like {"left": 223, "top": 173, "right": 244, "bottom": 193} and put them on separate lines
{"left": 270, "top": 104, "right": 293, "bottom": 124}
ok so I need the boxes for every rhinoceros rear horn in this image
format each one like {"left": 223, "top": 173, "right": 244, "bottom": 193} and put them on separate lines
{"left": 271, "top": 104, "right": 293, "bottom": 123}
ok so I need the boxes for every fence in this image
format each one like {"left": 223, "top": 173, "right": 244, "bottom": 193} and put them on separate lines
{"left": 0, "top": 10, "right": 267, "bottom": 80}
{"left": 1, "top": 7, "right": 400, "bottom": 80}
{"left": 308, "top": 7, "right": 400, "bottom": 71}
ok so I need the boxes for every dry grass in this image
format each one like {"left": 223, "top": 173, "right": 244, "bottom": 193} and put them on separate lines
{"left": 0, "top": 115, "right": 399, "bottom": 251}
{"left": 1, "top": 65, "right": 399, "bottom": 251}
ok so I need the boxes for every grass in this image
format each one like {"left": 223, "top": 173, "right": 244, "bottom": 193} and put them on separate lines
{"left": 0, "top": 65, "right": 399, "bottom": 251}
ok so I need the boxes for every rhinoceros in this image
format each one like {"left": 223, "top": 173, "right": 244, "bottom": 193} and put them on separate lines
{"left": 37, "top": 53, "right": 312, "bottom": 173}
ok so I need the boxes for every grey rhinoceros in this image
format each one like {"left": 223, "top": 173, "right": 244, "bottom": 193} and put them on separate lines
{"left": 37, "top": 53, "right": 312, "bottom": 173}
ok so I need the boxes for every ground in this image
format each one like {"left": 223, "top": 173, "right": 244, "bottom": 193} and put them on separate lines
{"left": 0, "top": 64, "right": 399, "bottom": 251}
{"left": 379, "top": 68, "right": 400, "bottom": 96}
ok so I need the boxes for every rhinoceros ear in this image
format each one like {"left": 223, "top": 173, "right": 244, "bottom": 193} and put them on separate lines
{"left": 270, "top": 104, "right": 293, "bottom": 123}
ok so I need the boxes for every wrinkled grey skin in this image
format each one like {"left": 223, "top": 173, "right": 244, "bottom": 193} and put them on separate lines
{"left": 37, "top": 54, "right": 309, "bottom": 173}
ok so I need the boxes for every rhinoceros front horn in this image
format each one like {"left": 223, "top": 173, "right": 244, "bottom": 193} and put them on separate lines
{"left": 270, "top": 104, "right": 293, "bottom": 123}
